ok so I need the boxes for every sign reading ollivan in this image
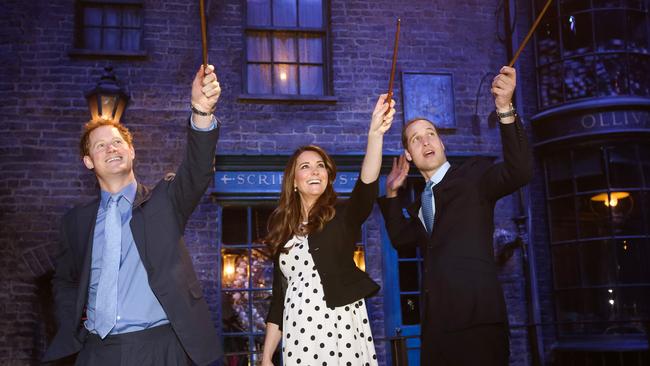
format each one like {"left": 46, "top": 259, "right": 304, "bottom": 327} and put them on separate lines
{"left": 214, "top": 171, "right": 360, "bottom": 194}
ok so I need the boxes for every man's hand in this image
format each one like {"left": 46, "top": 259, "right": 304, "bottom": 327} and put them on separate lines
{"left": 191, "top": 64, "right": 221, "bottom": 115}
{"left": 491, "top": 66, "right": 516, "bottom": 113}
{"left": 386, "top": 154, "right": 409, "bottom": 198}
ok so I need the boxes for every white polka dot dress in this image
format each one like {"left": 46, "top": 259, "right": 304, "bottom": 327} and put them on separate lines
{"left": 279, "top": 235, "right": 378, "bottom": 366}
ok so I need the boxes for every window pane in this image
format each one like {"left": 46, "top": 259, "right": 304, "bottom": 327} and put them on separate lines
{"left": 592, "top": 0, "right": 623, "bottom": 8}
{"left": 247, "top": 64, "right": 272, "bottom": 94}
{"left": 251, "top": 248, "right": 273, "bottom": 288}
{"left": 222, "top": 206, "right": 248, "bottom": 244}
{"left": 596, "top": 54, "right": 629, "bottom": 96}
{"left": 83, "top": 28, "right": 101, "bottom": 49}
{"left": 552, "top": 244, "right": 581, "bottom": 288}
{"left": 580, "top": 240, "right": 615, "bottom": 286}
{"left": 252, "top": 206, "right": 274, "bottom": 243}
{"left": 104, "top": 8, "right": 120, "bottom": 27}
{"left": 577, "top": 194, "right": 611, "bottom": 239}
{"left": 273, "top": 33, "right": 297, "bottom": 62}
{"left": 538, "top": 62, "right": 564, "bottom": 107}
{"left": 546, "top": 152, "right": 573, "bottom": 197}
{"left": 103, "top": 29, "right": 120, "bottom": 50}
{"left": 247, "top": 0, "right": 271, "bottom": 26}
{"left": 555, "top": 289, "right": 610, "bottom": 335}
{"left": 298, "top": 35, "right": 322, "bottom": 62}
{"left": 642, "top": 146, "right": 650, "bottom": 187}
{"left": 299, "top": 65, "right": 323, "bottom": 95}
{"left": 121, "top": 30, "right": 140, "bottom": 51}
{"left": 629, "top": 54, "right": 650, "bottom": 97}
{"left": 84, "top": 7, "right": 103, "bottom": 26}
{"left": 247, "top": 32, "right": 272, "bottom": 62}
{"left": 273, "top": 64, "right": 298, "bottom": 94}
{"left": 574, "top": 148, "right": 605, "bottom": 192}
{"left": 564, "top": 56, "right": 597, "bottom": 101}
{"left": 560, "top": 0, "right": 591, "bottom": 14}
{"left": 223, "top": 290, "right": 250, "bottom": 332}
{"left": 537, "top": 16, "right": 561, "bottom": 65}
{"left": 122, "top": 8, "right": 140, "bottom": 27}
{"left": 273, "top": 0, "right": 297, "bottom": 27}
{"left": 223, "top": 249, "right": 251, "bottom": 289}
{"left": 299, "top": 0, "right": 323, "bottom": 27}
{"left": 594, "top": 10, "right": 625, "bottom": 51}
{"left": 608, "top": 146, "right": 641, "bottom": 188}
{"left": 223, "top": 336, "right": 250, "bottom": 353}
{"left": 615, "top": 286, "right": 650, "bottom": 322}
{"left": 617, "top": 239, "right": 650, "bottom": 283}
{"left": 252, "top": 290, "right": 272, "bottom": 332}
{"left": 400, "top": 294, "right": 420, "bottom": 325}
{"left": 561, "top": 12, "right": 593, "bottom": 57}
{"left": 549, "top": 197, "right": 577, "bottom": 241}
{"left": 627, "top": 10, "right": 650, "bottom": 53}
{"left": 398, "top": 261, "right": 419, "bottom": 292}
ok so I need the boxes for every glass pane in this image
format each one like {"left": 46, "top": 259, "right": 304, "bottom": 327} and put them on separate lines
{"left": 596, "top": 54, "right": 629, "bottom": 96}
{"left": 552, "top": 244, "right": 581, "bottom": 288}
{"left": 400, "top": 294, "right": 420, "bottom": 325}
{"left": 247, "top": 0, "right": 271, "bottom": 26}
{"left": 615, "top": 286, "right": 650, "bottom": 322}
{"left": 223, "top": 249, "right": 251, "bottom": 289}
{"left": 84, "top": 7, "right": 103, "bottom": 26}
{"left": 273, "top": 33, "right": 297, "bottom": 62}
{"left": 627, "top": 10, "right": 650, "bottom": 53}
{"left": 608, "top": 145, "right": 641, "bottom": 188}
{"left": 560, "top": 0, "right": 591, "bottom": 14}
{"left": 222, "top": 206, "right": 248, "bottom": 244}
{"left": 298, "top": 34, "right": 322, "bottom": 62}
{"left": 121, "top": 30, "right": 140, "bottom": 51}
{"left": 273, "top": 64, "right": 298, "bottom": 94}
{"left": 546, "top": 152, "right": 573, "bottom": 197}
{"left": 617, "top": 239, "right": 650, "bottom": 284}
{"left": 273, "top": 0, "right": 297, "bottom": 27}
{"left": 252, "top": 206, "right": 274, "bottom": 243}
{"left": 549, "top": 197, "right": 577, "bottom": 242}
{"left": 223, "top": 335, "right": 250, "bottom": 353}
{"left": 104, "top": 8, "right": 120, "bottom": 27}
{"left": 299, "top": 0, "right": 323, "bottom": 27}
{"left": 574, "top": 148, "right": 605, "bottom": 192}
{"left": 247, "top": 32, "right": 271, "bottom": 62}
{"left": 562, "top": 12, "right": 593, "bottom": 57}
{"left": 538, "top": 62, "right": 564, "bottom": 108}
{"left": 103, "top": 29, "right": 120, "bottom": 50}
{"left": 536, "top": 16, "right": 561, "bottom": 65}
{"left": 252, "top": 290, "right": 272, "bottom": 332}
{"left": 564, "top": 56, "right": 597, "bottom": 101}
{"left": 592, "top": 0, "right": 623, "bottom": 7}
{"left": 83, "top": 28, "right": 101, "bottom": 49}
{"left": 629, "top": 54, "right": 650, "bottom": 97}
{"left": 580, "top": 240, "right": 615, "bottom": 286}
{"left": 398, "top": 261, "right": 419, "bottom": 292}
{"left": 555, "top": 289, "right": 611, "bottom": 335}
{"left": 247, "top": 64, "right": 272, "bottom": 94}
{"left": 223, "top": 290, "right": 251, "bottom": 332}
{"left": 643, "top": 146, "right": 650, "bottom": 187}
{"left": 122, "top": 8, "right": 140, "bottom": 27}
{"left": 299, "top": 65, "right": 323, "bottom": 95}
{"left": 594, "top": 10, "right": 626, "bottom": 51}
{"left": 577, "top": 194, "right": 611, "bottom": 239}
{"left": 251, "top": 248, "right": 273, "bottom": 289}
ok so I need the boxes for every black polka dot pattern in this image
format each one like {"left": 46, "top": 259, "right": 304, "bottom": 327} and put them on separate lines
{"left": 278, "top": 235, "right": 378, "bottom": 365}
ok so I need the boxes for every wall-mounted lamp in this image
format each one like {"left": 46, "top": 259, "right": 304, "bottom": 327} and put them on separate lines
{"left": 222, "top": 252, "right": 238, "bottom": 286}
{"left": 590, "top": 192, "right": 630, "bottom": 208}
{"left": 353, "top": 245, "right": 366, "bottom": 272}
{"left": 85, "top": 66, "right": 129, "bottom": 123}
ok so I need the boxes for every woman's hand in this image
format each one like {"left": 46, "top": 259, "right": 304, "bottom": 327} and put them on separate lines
{"left": 369, "top": 94, "right": 396, "bottom": 137}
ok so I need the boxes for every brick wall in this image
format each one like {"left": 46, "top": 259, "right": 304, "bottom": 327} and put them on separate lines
{"left": 0, "top": 0, "right": 540, "bottom": 364}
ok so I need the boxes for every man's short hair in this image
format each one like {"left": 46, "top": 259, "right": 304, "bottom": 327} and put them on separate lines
{"left": 79, "top": 120, "right": 133, "bottom": 158}
{"left": 401, "top": 117, "right": 438, "bottom": 150}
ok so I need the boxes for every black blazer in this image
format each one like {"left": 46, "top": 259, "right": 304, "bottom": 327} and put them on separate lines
{"left": 43, "top": 125, "right": 222, "bottom": 366}
{"left": 378, "top": 120, "right": 532, "bottom": 355}
{"left": 266, "top": 178, "right": 380, "bottom": 330}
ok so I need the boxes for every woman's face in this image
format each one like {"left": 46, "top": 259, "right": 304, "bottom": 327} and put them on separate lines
{"left": 293, "top": 150, "right": 329, "bottom": 203}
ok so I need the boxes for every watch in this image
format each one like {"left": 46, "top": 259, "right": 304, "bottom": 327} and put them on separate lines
{"left": 495, "top": 103, "right": 516, "bottom": 119}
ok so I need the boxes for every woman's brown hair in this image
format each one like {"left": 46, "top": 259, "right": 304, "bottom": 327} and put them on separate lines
{"left": 262, "top": 145, "right": 338, "bottom": 256}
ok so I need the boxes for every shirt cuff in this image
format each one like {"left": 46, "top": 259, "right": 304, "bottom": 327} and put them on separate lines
{"left": 190, "top": 114, "right": 220, "bottom": 131}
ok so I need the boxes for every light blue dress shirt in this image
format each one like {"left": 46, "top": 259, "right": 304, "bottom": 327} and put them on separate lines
{"left": 418, "top": 161, "right": 451, "bottom": 229}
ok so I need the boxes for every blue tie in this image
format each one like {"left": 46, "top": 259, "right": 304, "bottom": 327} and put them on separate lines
{"left": 95, "top": 194, "right": 122, "bottom": 338}
{"left": 421, "top": 180, "right": 435, "bottom": 234}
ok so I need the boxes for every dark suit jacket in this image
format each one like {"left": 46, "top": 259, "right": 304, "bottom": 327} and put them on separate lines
{"left": 43, "top": 125, "right": 222, "bottom": 366}
{"left": 266, "top": 178, "right": 380, "bottom": 330}
{"left": 378, "top": 119, "right": 532, "bottom": 359}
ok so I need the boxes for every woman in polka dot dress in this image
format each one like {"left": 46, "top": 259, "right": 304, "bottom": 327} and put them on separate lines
{"left": 260, "top": 94, "right": 395, "bottom": 366}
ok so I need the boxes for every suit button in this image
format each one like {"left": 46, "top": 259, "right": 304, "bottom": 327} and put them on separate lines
{"left": 314, "top": 247, "right": 320, "bottom": 251}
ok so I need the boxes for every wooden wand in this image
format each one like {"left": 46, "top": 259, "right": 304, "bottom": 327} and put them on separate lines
{"left": 386, "top": 18, "right": 401, "bottom": 113}
{"left": 199, "top": 0, "right": 208, "bottom": 68}
{"left": 508, "top": 0, "right": 554, "bottom": 67}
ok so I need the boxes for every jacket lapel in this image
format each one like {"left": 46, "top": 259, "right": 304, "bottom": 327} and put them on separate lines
{"left": 130, "top": 183, "right": 152, "bottom": 266}
{"left": 75, "top": 198, "right": 100, "bottom": 321}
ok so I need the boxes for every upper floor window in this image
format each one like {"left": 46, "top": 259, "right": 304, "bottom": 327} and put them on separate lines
{"left": 73, "top": 0, "right": 145, "bottom": 56}
{"left": 243, "top": 0, "right": 330, "bottom": 99}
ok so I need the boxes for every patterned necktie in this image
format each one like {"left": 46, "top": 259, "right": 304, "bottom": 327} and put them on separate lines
{"left": 421, "top": 180, "right": 435, "bottom": 234}
{"left": 95, "top": 194, "right": 122, "bottom": 338}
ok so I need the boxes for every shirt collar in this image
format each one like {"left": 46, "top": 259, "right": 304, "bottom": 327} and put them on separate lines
{"left": 428, "top": 161, "right": 451, "bottom": 186}
{"left": 100, "top": 180, "right": 137, "bottom": 210}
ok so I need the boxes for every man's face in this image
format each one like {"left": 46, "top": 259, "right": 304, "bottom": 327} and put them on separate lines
{"left": 404, "top": 119, "right": 446, "bottom": 173}
{"left": 83, "top": 125, "right": 135, "bottom": 179}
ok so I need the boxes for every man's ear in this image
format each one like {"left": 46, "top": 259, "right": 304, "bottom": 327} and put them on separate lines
{"left": 83, "top": 155, "right": 94, "bottom": 170}
{"left": 404, "top": 149, "right": 413, "bottom": 162}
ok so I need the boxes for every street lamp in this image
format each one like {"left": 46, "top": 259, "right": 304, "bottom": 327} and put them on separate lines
{"left": 85, "top": 66, "right": 130, "bottom": 123}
